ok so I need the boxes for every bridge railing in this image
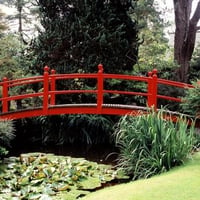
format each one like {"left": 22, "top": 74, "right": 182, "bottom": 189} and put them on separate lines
{"left": 0, "top": 64, "right": 193, "bottom": 118}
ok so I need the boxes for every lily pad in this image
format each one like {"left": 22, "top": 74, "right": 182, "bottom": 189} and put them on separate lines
{"left": 0, "top": 153, "right": 129, "bottom": 200}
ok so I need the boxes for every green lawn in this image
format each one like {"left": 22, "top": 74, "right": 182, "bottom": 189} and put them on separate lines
{"left": 82, "top": 152, "right": 200, "bottom": 200}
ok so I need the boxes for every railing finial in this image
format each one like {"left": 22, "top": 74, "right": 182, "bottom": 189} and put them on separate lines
{"left": 98, "top": 64, "right": 104, "bottom": 73}
{"left": 148, "top": 71, "right": 153, "bottom": 77}
{"left": 148, "top": 69, "right": 157, "bottom": 77}
{"left": 44, "top": 66, "right": 49, "bottom": 73}
{"left": 51, "top": 69, "right": 56, "bottom": 74}
{"left": 152, "top": 69, "right": 158, "bottom": 75}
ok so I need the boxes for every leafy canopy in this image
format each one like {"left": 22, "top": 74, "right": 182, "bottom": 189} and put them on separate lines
{"left": 33, "top": 0, "right": 139, "bottom": 74}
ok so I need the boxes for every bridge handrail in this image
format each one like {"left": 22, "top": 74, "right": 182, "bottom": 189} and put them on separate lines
{"left": 157, "top": 78, "right": 193, "bottom": 89}
{"left": 103, "top": 74, "right": 150, "bottom": 82}
{"left": 0, "top": 64, "right": 194, "bottom": 119}
{"left": 0, "top": 92, "right": 43, "bottom": 102}
{"left": 0, "top": 76, "right": 44, "bottom": 87}
{"left": 49, "top": 73, "right": 98, "bottom": 80}
{"left": 103, "top": 90, "right": 149, "bottom": 97}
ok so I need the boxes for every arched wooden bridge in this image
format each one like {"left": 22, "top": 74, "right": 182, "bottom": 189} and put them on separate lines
{"left": 0, "top": 64, "right": 193, "bottom": 120}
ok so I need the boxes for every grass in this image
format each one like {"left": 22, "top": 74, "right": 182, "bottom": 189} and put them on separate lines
{"left": 82, "top": 152, "right": 200, "bottom": 200}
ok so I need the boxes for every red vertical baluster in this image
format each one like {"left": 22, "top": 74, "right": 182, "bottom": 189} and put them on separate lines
{"left": 2, "top": 77, "right": 8, "bottom": 113}
{"left": 151, "top": 69, "right": 158, "bottom": 110}
{"left": 147, "top": 71, "right": 153, "bottom": 107}
{"left": 97, "top": 64, "right": 104, "bottom": 114}
{"left": 50, "top": 69, "right": 56, "bottom": 105}
{"left": 147, "top": 69, "right": 158, "bottom": 110}
{"left": 43, "top": 66, "right": 49, "bottom": 114}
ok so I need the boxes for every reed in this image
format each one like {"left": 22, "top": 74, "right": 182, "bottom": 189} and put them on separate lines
{"left": 114, "top": 110, "right": 196, "bottom": 179}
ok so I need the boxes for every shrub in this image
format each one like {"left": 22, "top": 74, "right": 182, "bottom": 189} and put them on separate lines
{"left": 181, "top": 81, "right": 200, "bottom": 117}
{"left": 0, "top": 120, "right": 15, "bottom": 158}
{"left": 114, "top": 110, "right": 195, "bottom": 180}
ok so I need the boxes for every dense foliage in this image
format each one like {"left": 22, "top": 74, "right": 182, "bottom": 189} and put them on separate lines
{"left": 189, "top": 45, "right": 200, "bottom": 81}
{"left": 0, "top": 34, "right": 32, "bottom": 80}
{"left": 181, "top": 81, "right": 200, "bottom": 117}
{"left": 33, "top": 0, "right": 138, "bottom": 74}
{"left": 114, "top": 110, "right": 196, "bottom": 180}
{"left": 134, "top": 0, "right": 171, "bottom": 75}
{"left": 0, "top": 120, "right": 15, "bottom": 158}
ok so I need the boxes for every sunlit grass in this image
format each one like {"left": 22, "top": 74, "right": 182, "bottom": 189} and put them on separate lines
{"left": 82, "top": 152, "right": 200, "bottom": 200}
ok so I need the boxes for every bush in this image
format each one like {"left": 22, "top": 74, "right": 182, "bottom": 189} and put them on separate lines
{"left": 181, "top": 81, "right": 200, "bottom": 117}
{"left": 189, "top": 44, "right": 200, "bottom": 81}
{"left": 114, "top": 110, "right": 195, "bottom": 180}
{"left": 0, "top": 120, "right": 15, "bottom": 158}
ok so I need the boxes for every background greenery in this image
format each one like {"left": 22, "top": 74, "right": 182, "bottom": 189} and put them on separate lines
{"left": 0, "top": 120, "right": 15, "bottom": 157}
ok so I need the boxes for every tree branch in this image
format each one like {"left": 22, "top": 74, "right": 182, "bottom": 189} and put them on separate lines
{"left": 190, "top": 1, "right": 200, "bottom": 26}
{"left": 197, "top": 26, "right": 200, "bottom": 31}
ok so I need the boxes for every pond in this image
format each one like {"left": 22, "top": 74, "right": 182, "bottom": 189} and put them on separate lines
{"left": 8, "top": 143, "right": 119, "bottom": 165}
{"left": 1, "top": 148, "right": 127, "bottom": 200}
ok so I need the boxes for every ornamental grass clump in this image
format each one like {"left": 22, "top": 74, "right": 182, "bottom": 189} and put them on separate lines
{"left": 114, "top": 110, "right": 196, "bottom": 180}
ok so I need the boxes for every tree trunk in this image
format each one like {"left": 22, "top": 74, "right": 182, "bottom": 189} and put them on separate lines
{"left": 17, "top": 0, "right": 27, "bottom": 44}
{"left": 173, "top": 0, "right": 200, "bottom": 82}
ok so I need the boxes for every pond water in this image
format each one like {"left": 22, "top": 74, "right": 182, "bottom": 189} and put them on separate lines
{"left": 8, "top": 143, "right": 119, "bottom": 165}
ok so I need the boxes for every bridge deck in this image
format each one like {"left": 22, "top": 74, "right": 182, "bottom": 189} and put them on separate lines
{"left": 0, "top": 103, "right": 194, "bottom": 124}
{"left": 0, "top": 104, "right": 149, "bottom": 120}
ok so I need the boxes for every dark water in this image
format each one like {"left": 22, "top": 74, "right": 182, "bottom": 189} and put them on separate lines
{"left": 8, "top": 144, "right": 119, "bottom": 165}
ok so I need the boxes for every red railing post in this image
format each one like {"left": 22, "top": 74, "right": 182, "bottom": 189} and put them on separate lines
{"left": 50, "top": 69, "right": 56, "bottom": 105}
{"left": 97, "top": 64, "right": 104, "bottom": 113}
{"left": 2, "top": 77, "right": 9, "bottom": 113}
{"left": 147, "top": 69, "right": 158, "bottom": 110}
{"left": 43, "top": 66, "right": 50, "bottom": 114}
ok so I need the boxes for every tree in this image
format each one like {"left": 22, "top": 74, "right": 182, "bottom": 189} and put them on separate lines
{"left": 0, "top": 34, "right": 32, "bottom": 80}
{"left": 32, "top": 0, "right": 139, "bottom": 74}
{"left": 1, "top": 0, "right": 39, "bottom": 43}
{"left": 134, "top": 0, "right": 171, "bottom": 74}
{"left": 173, "top": 0, "right": 200, "bottom": 82}
{"left": 0, "top": 9, "right": 8, "bottom": 36}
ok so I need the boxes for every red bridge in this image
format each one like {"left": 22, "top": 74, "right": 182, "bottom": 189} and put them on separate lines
{"left": 0, "top": 64, "right": 193, "bottom": 120}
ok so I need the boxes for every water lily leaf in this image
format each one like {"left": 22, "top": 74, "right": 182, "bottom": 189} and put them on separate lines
{"left": 57, "top": 184, "right": 70, "bottom": 191}
{"left": 30, "top": 179, "right": 43, "bottom": 186}
{"left": 39, "top": 194, "right": 52, "bottom": 200}
{"left": 28, "top": 156, "right": 37, "bottom": 163}
{"left": 55, "top": 189, "right": 89, "bottom": 200}
{"left": 28, "top": 193, "right": 42, "bottom": 199}
{"left": 0, "top": 153, "right": 129, "bottom": 200}
{"left": 33, "top": 172, "right": 46, "bottom": 179}
{"left": 18, "top": 176, "right": 29, "bottom": 186}
{"left": 78, "top": 176, "right": 102, "bottom": 190}
{"left": 71, "top": 175, "right": 79, "bottom": 181}
{"left": 1, "top": 188, "right": 12, "bottom": 193}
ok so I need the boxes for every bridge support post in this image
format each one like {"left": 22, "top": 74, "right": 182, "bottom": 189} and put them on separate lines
{"left": 50, "top": 69, "right": 56, "bottom": 105}
{"left": 2, "top": 77, "right": 9, "bottom": 113}
{"left": 147, "top": 69, "right": 158, "bottom": 110}
{"left": 43, "top": 66, "right": 50, "bottom": 115}
{"left": 97, "top": 64, "right": 104, "bottom": 114}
